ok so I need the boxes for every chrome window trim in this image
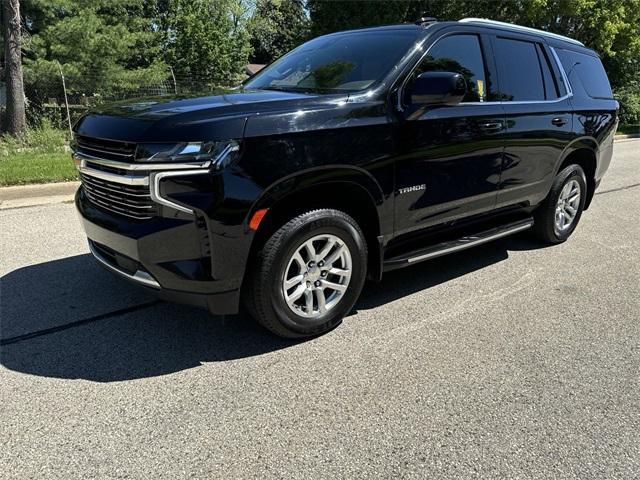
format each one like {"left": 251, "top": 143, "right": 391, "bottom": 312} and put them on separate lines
{"left": 549, "top": 46, "right": 573, "bottom": 96}
{"left": 397, "top": 33, "right": 575, "bottom": 111}
{"left": 396, "top": 31, "right": 465, "bottom": 111}
{"left": 89, "top": 242, "right": 161, "bottom": 289}
{"left": 459, "top": 18, "right": 584, "bottom": 46}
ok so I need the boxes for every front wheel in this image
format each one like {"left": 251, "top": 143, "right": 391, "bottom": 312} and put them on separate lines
{"left": 244, "top": 209, "right": 367, "bottom": 338}
{"left": 533, "top": 164, "right": 587, "bottom": 244}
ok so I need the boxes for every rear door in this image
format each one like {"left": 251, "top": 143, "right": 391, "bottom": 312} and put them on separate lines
{"left": 394, "top": 31, "right": 506, "bottom": 236}
{"left": 490, "top": 33, "right": 574, "bottom": 209}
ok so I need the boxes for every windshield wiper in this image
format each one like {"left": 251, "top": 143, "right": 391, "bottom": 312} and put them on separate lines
{"left": 259, "top": 85, "right": 342, "bottom": 95}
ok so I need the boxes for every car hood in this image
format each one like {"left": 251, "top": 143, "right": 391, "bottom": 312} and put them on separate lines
{"left": 74, "top": 88, "right": 347, "bottom": 143}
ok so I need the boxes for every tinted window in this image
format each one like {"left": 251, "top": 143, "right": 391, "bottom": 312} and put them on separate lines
{"left": 536, "top": 44, "right": 559, "bottom": 99}
{"left": 410, "top": 34, "right": 488, "bottom": 103}
{"left": 493, "top": 37, "right": 545, "bottom": 101}
{"left": 557, "top": 49, "right": 613, "bottom": 99}
{"left": 244, "top": 30, "right": 420, "bottom": 93}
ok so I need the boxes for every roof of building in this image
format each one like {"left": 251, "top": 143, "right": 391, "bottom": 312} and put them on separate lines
{"left": 245, "top": 64, "right": 266, "bottom": 75}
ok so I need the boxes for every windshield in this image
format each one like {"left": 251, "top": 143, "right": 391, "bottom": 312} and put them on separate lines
{"left": 244, "top": 30, "right": 421, "bottom": 94}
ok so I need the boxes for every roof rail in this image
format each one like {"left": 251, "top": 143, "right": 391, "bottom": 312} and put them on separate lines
{"left": 415, "top": 15, "right": 437, "bottom": 26}
{"left": 459, "top": 18, "right": 584, "bottom": 46}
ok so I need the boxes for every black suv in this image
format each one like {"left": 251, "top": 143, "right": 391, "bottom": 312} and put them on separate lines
{"left": 74, "top": 18, "right": 617, "bottom": 338}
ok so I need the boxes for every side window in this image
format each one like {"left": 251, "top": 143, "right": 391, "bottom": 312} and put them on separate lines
{"left": 536, "top": 44, "right": 560, "bottom": 100}
{"left": 557, "top": 49, "right": 613, "bottom": 99}
{"left": 493, "top": 37, "right": 546, "bottom": 101}
{"left": 408, "top": 34, "right": 488, "bottom": 103}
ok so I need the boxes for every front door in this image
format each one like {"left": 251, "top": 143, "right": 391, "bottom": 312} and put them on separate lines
{"left": 394, "top": 32, "right": 505, "bottom": 236}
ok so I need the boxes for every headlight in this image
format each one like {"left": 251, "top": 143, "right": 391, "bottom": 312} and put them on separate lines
{"left": 135, "top": 140, "right": 240, "bottom": 169}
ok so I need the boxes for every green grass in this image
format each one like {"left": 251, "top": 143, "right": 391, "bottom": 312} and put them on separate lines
{"left": 0, "top": 151, "right": 77, "bottom": 186}
{"left": 0, "top": 122, "right": 77, "bottom": 186}
{"left": 616, "top": 124, "right": 640, "bottom": 135}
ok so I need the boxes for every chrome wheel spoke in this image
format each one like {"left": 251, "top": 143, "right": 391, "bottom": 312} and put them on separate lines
{"left": 316, "top": 239, "right": 336, "bottom": 263}
{"left": 284, "top": 274, "right": 304, "bottom": 290}
{"left": 292, "top": 252, "right": 305, "bottom": 269}
{"left": 324, "top": 243, "right": 345, "bottom": 266}
{"left": 321, "top": 279, "right": 347, "bottom": 293}
{"left": 315, "top": 289, "right": 326, "bottom": 314}
{"left": 286, "top": 285, "right": 306, "bottom": 305}
{"left": 303, "top": 240, "right": 317, "bottom": 262}
{"left": 329, "top": 267, "right": 351, "bottom": 279}
{"left": 304, "top": 289, "right": 314, "bottom": 313}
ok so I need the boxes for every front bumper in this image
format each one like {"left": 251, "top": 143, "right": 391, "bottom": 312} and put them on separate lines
{"left": 76, "top": 188, "right": 241, "bottom": 315}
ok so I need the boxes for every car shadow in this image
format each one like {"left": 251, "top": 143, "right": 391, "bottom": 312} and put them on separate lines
{"left": 0, "top": 234, "right": 547, "bottom": 382}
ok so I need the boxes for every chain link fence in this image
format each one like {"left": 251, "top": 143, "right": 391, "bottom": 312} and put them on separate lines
{"left": 28, "top": 67, "right": 244, "bottom": 131}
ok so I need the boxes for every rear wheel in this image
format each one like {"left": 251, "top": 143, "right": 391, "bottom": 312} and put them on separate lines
{"left": 245, "top": 209, "right": 367, "bottom": 338}
{"left": 533, "top": 164, "right": 587, "bottom": 244}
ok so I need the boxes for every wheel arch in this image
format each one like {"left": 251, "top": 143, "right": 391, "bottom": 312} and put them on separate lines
{"left": 555, "top": 137, "right": 598, "bottom": 210}
{"left": 245, "top": 166, "right": 386, "bottom": 282}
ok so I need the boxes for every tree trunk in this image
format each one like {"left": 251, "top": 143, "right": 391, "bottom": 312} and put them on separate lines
{"left": 2, "top": 0, "right": 26, "bottom": 136}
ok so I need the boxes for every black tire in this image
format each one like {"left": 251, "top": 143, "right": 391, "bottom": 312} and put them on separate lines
{"left": 533, "top": 164, "right": 587, "bottom": 244}
{"left": 244, "top": 209, "right": 367, "bottom": 338}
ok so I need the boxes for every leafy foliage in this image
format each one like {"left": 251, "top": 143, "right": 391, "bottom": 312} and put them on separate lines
{"left": 19, "top": 0, "right": 253, "bottom": 105}
{"left": 166, "top": 0, "right": 251, "bottom": 85}
{"left": 248, "top": 0, "right": 309, "bottom": 64}
{"left": 615, "top": 81, "right": 640, "bottom": 125}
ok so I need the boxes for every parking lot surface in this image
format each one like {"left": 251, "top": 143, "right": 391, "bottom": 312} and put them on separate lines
{"left": 1, "top": 140, "right": 639, "bottom": 479}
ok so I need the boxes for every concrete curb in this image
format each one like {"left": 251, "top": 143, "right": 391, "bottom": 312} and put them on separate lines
{"left": 0, "top": 136, "right": 638, "bottom": 210}
{"left": 0, "top": 181, "right": 79, "bottom": 210}
{"left": 615, "top": 133, "right": 640, "bottom": 140}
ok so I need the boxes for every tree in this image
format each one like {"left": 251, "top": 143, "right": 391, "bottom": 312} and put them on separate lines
{"left": 249, "top": 0, "right": 309, "bottom": 64}
{"left": 166, "top": 0, "right": 251, "bottom": 86}
{"left": 307, "top": 0, "right": 414, "bottom": 36}
{"left": 3, "top": 0, "right": 27, "bottom": 136}
{"left": 21, "top": 0, "right": 167, "bottom": 104}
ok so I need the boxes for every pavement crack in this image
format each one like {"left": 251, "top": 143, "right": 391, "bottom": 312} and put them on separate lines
{"left": 595, "top": 183, "right": 640, "bottom": 196}
{"left": 0, "top": 300, "right": 161, "bottom": 347}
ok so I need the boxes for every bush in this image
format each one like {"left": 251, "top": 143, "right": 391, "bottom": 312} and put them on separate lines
{"left": 615, "top": 82, "right": 640, "bottom": 126}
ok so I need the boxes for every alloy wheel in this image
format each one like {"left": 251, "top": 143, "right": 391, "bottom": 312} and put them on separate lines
{"left": 282, "top": 234, "right": 352, "bottom": 319}
{"left": 554, "top": 179, "right": 581, "bottom": 234}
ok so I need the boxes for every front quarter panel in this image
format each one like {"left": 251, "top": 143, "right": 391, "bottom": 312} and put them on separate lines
{"left": 241, "top": 99, "right": 396, "bottom": 231}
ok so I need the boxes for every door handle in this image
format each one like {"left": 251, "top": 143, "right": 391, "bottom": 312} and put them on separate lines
{"left": 478, "top": 121, "right": 504, "bottom": 131}
{"left": 551, "top": 117, "right": 568, "bottom": 127}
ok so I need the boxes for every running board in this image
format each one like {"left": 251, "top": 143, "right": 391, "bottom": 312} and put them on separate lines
{"left": 383, "top": 218, "right": 534, "bottom": 271}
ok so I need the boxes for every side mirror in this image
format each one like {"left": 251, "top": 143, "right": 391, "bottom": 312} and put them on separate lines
{"left": 410, "top": 71, "right": 466, "bottom": 106}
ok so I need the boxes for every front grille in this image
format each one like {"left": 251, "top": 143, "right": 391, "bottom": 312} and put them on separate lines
{"left": 85, "top": 160, "right": 129, "bottom": 176}
{"left": 80, "top": 173, "right": 157, "bottom": 220}
{"left": 75, "top": 135, "right": 136, "bottom": 162}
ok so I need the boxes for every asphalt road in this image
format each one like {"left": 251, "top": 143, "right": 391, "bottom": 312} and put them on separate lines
{"left": 1, "top": 140, "right": 639, "bottom": 479}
